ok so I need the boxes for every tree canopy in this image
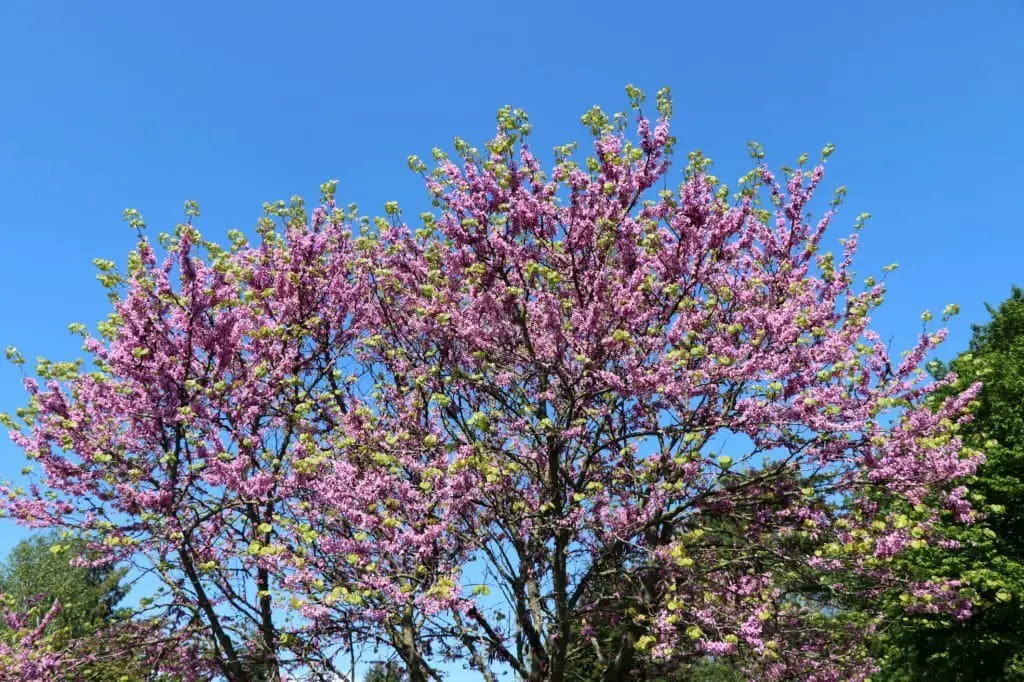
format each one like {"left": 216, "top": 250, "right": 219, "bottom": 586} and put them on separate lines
{"left": 0, "top": 532, "right": 129, "bottom": 643}
{"left": 0, "top": 87, "right": 984, "bottom": 681}
{"left": 875, "top": 287, "right": 1024, "bottom": 680}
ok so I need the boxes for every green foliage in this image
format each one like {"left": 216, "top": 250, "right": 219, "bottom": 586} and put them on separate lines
{"left": 0, "top": 532, "right": 129, "bottom": 643}
{"left": 0, "top": 532, "right": 150, "bottom": 681}
{"left": 877, "top": 287, "right": 1024, "bottom": 680}
{"left": 364, "top": 661, "right": 407, "bottom": 682}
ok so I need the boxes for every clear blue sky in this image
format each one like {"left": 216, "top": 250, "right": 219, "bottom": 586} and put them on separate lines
{"left": 0, "top": 0, "right": 1022, "bottom": 676}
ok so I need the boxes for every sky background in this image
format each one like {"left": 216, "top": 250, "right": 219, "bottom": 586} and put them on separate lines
{"left": 0, "top": 0, "right": 1022, "bottom": 678}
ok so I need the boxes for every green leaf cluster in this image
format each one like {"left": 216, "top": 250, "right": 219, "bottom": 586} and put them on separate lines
{"left": 876, "top": 287, "right": 1024, "bottom": 681}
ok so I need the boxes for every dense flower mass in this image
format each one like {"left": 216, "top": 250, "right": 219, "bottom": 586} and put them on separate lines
{"left": 1, "top": 87, "right": 982, "bottom": 681}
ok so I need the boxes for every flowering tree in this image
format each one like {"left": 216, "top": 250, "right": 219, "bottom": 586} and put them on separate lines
{"left": 2, "top": 86, "right": 981, "bottom": 681}
{"left": 2, "top": 196, "right": 372, "bottom": 680}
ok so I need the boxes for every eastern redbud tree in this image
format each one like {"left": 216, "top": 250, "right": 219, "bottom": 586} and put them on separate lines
{"left": 2, "top": 87, "right": 981, "bottom": 682}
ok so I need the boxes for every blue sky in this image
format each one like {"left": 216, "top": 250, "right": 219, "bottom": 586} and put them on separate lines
{"left": 0, "top": 0, "right": 1022, "bottom": 676}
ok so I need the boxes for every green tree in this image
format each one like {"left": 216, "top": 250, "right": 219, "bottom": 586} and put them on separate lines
{"left": 0, "top": 532, "right": 129, "bottom": 643}
{"left": 363, "top": 661, "right": 406, "bottom": 682}
{"left": 0, "top": 531, "right": 159, "bottom": 681}
{"left": 877, "top": 287, "right": 1024, "bottom": 680}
